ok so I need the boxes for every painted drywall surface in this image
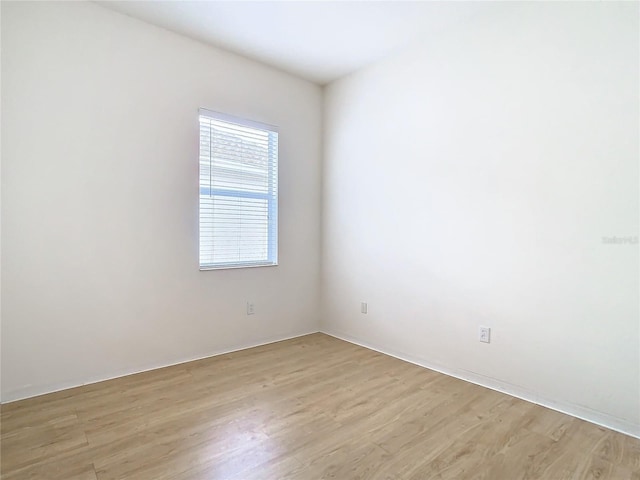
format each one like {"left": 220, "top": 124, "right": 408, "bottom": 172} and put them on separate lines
{"left": 1, "top": 1, "right": 322, "bottom": 401}
{"left": 322, "top": 2, "right": 639, "bottom": 433}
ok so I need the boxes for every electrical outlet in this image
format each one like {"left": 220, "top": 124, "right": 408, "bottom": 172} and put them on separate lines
{"left": 361, "top": 302, "right": 368, "bottom": 314}
{"left": 247, "top": 302, "right": 255, "bottom": 315}
{"left": 479, "top": 326, "right": 491, "bottom": 343}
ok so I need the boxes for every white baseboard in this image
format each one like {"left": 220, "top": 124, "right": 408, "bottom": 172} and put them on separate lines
{"left": 322, "top": 328, "right": 640, "bottom": 440}
{"left": 1, "top": 329, "right": 320, "bottom": 404}
{"left": 5, "top": 327, "right": 638, "bottom": 440}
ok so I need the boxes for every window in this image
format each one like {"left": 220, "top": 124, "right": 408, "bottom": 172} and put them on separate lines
{"left": 199, "top": 109, "right": 278, "bottom": 269}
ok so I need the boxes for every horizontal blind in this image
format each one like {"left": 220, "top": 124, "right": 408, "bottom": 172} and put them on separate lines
{"left": 199, "top": 109, "right": 278, "bottom": 269}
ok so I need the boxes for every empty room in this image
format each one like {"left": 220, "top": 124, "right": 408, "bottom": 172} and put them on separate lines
{"left": 1, "top": 1, "right": 638, "bottom": 479}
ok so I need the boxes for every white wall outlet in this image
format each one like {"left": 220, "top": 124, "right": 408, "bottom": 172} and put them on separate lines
{"left": 479, "top": 326, "right": 491, "bottom": 343}
{"left": 361, "top": 302, "right": 368, "bottom": 314}
{"left": 246, "top": 302, "right": 255, "bottom": 315}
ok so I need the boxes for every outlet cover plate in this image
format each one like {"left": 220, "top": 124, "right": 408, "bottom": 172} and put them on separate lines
{"left": 479, "top": 326, "right": 491, "bottom": 343}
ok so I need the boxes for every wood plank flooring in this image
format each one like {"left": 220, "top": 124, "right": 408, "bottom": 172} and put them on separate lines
{"left": 1, "top": 333, "right": 639, "bottom": 479}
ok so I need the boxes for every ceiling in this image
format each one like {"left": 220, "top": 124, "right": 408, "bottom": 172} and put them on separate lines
{"left": 97, "top": 1, "right": 487, "bottom": 85}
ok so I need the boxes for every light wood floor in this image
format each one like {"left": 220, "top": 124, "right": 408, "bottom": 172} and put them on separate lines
{"left": 1, "top": 333, "right": 639, "bottom": 480}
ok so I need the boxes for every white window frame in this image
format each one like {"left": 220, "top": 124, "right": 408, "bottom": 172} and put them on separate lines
{"left": 198, "top": 108, "right": 278, "bottom": 270}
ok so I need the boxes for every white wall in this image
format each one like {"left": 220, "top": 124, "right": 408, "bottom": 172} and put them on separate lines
{"left": 1, "top": 1, "right": 322, "bottom": 401}
{"left": 322, "top": 2, "right": 639, "bottom": 436}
